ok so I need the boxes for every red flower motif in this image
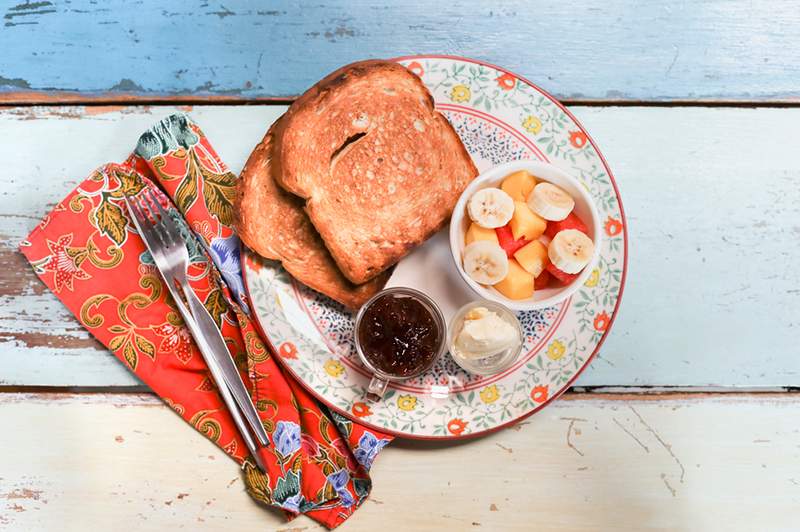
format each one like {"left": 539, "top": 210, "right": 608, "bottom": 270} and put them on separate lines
{"left": 604, "top": 216, "right": 623, "bottom": 237}
{"left": 593, "top": 311, "right": 610, "bottom": 332}
{"left": 406, "top": 61, "right": 424, "bottom": 77}
{"left": 530, "top": 385, "right": 548, "bottom": 404}
{"left": 301, "top": 433, "right": 319, "bottom": 457}
{"left": 447, "top": 418, "right": 468, "bottom": 436}
{"left": 496, "top": 73, "right": 516, "bottom": 91}
{"left": 151, "top": 322, "right": 193, "bottom": 363}
{"left": 41, "top": 234, "right": 91, "bottom": 292}
{"left": 278, "top": 341, "right": 298, "bottom": 359}
{"left": 568, "top": 130, "right": 588, "bottom": 149}
{"left": 351, "top": 401, "right": 372, "bottom": 418}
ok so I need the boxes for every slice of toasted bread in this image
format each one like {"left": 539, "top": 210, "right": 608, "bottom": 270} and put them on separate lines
{"left": 235, "top": 119, "right": 389, "bottom": 309}
{"left": 272, "top": 60, "right": 478, "bottom": 284}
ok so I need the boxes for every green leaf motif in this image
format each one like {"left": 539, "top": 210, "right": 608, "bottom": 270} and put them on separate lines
{"left": 135, "top": 334, "right": 156, "bottom": 360}
{"left": 93, "top": 198, "right": 127, "bottom": 245}
{"left": 201, "top": 167, "right": 237, "bottom": 226}
{"left": 242, "top": 459, "right": 272, "bottom": 503}
{"left": 122, "top": 341, "right": 137, "bottom": 370}
{"left": 272, "top": 470, "right": 301, "bottom": 504}
{"left": 174, "top": 172, "right": 199, "bottom": 214}
{"left": 109, "top": 334, "right": 126, "bottom": 352}
{"left": 203, "top": 288, "right": 228, "bottom": 329}
{"left": 113, "top": 169, "right": 145, "bottom": 197}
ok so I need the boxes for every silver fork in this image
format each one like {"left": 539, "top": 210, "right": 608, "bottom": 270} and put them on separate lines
{"left": 124, "top": 190, "right": 269, "bottom": 472}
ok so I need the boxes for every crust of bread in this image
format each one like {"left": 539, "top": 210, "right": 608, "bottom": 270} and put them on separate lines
{"left": 235, "top": 119, "right": 389, "bottom": 309}
{"left": 272, "top": 60, "right": 478, "bottom": 284}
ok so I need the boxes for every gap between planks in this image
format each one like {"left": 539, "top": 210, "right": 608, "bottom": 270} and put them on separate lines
{"left": 0, "top": 387, "right": 797, "bottom": 398}
{"left": 2, "top": 96, "right": 800, "bottom": 108}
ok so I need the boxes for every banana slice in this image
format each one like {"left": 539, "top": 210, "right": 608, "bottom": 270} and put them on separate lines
{"left": 527, "top": 182, "right": 574, "bottom": 221}
{"left": 463, "top": 241, "right": 509, "bottom": 285}
{"left": 548, "top": 229, "right": 594, "bottom": 274}
{"left": 467, "top": 188, "right": 515, "bottom": 229}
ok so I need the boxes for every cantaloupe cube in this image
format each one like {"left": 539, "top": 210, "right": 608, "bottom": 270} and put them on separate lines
{"left": 514, "top": 240, "right": 549, "bottom": 277}
{"left": 501, "top": 170, "right": 537, "bottom": 202}
{"left": 509, "top": 202, "right": 547, "bottom": 241}
{"left": 465, "top": 223, "right": 500, "bottom": 245}
{"left": 494, "top": 258, "right": 534, "bottom": 300}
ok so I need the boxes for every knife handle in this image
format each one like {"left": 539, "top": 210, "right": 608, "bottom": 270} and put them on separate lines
{"left": 181, "top": 282, "right": 271, "bottom": 447}
{"left": 168, "top": 292, "right": 267, "bottom": 472}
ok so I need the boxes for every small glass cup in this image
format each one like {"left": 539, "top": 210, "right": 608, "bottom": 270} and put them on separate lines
{"left": 354, "top": 287, "right": 446, "bottom": 401}
{"left": 448, "top": 300, "right": 523, "bottom": 376}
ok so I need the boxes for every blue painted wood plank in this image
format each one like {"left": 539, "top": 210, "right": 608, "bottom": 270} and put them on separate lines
{"left": 1, "top": 0, "right": 799, "bottom": 102}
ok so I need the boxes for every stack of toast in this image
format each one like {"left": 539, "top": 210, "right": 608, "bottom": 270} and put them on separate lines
{"left": 235, "top": 60, "right": 478, "bottom": 308}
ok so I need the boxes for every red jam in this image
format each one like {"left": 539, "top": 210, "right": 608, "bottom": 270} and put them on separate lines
{"left": 357, "top": 292, "right": 442, "bottom": 377}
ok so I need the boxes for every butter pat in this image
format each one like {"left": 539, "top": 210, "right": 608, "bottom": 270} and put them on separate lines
{"left": 455, "top": 307, "right": 519, "bottom": 360}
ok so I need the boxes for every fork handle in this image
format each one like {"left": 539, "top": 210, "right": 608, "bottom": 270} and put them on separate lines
{"left": 181, "top": 281, "right": 271, "bottom": 447}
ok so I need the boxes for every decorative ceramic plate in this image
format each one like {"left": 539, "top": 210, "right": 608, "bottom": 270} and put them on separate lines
{"left": 243, "top": 55, "right": 627, "bottom": 439}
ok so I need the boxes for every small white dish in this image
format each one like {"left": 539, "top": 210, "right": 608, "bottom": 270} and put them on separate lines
{"left": 447, "top": 300, "right": 523, "bottom": 376}
{"left": 449, "top": 160, "right": 602, "bottom": 311}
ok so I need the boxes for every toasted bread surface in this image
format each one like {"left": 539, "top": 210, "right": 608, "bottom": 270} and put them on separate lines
{"left": 272, "top": 60, "right": 478, "bottom": 284}
{"left": 235, "top": 120, "right": 389, "bottom": 309}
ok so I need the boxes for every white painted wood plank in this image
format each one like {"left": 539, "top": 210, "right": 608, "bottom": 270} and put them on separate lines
{"left": 1, "top": 393, "right": 798, "bottom": 531}
{"left": 0, "top": 106, "right": 282, "bottom": 387}
{"left": 1, "top": 105, "right": 798, "bottom": 387}
{"left": 570, "top": 107, "right": 800, "bottom": 387}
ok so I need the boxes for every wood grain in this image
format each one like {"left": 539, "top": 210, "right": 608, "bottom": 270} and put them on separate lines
{"left": 2, "top": 1, "right": 800, "bottom": 103}
{"left": 1, "top": 104, "right": 798, "bottom": 388}
{"left": 0, "top": 105, "right": 281, "bottom": 387}
{"left": 1, "top": 392, "right": 798, "bottom": 531}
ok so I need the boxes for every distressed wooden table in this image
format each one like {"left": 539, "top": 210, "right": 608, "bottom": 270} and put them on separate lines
{"left": 1, "top": 3, "right": 799, "bottom": 531}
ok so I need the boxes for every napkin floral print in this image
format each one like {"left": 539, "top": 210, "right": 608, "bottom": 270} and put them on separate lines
{"left": 19, "top": 114, "right": 391, "bottom": 529}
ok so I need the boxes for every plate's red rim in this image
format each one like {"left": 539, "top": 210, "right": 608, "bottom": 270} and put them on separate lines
{"left": 241, "top": 54, "right": 629, "bottom": 441}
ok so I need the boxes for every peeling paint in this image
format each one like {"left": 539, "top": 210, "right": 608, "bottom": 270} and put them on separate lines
{"left": 109, "top": 78, "right": 145, "bottom": 92}
{"left": 3, "top": 0, "right": 55, "bottom": 27}
{"left": 0, "top": 76, "right": 31, "bottom": 89}
{"left": 2, "top": 488, "right": 43, "bottom": 501}
{"left": 208, "top": 6, "right": 235, "bottom": 19}
{"left": 83, "top": 105, "right": 127, "bottom": 116}
{"left": 9, "top": 1, "right": 53, "bottom": 11}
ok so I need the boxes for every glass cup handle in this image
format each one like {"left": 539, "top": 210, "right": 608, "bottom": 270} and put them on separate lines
{"left": 366, "top": 375, "right": 389, "bottom": 402}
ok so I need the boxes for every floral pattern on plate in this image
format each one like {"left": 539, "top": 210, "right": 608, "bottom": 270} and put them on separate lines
{"left": 243, "top": 56, "right": 627, "bottom": 439}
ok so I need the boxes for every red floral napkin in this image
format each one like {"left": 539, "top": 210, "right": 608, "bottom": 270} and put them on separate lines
{"left": 19, "top": 114, "right": 392, "bottom": 528}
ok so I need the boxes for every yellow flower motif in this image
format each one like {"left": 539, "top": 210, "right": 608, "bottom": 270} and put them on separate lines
{"left": 450, "top": 84, "right": 471, "bottom": 103}
{"left": 323, "top": 359, "right": 345, "bottom": 378}
{"left": 397, "top": 394, "right": 417, "bottom": 411}
{"left": 584, "top": 268, "right": 600, "bottom": 288}
{"left": 479, "top": 384, "right": 500, "bottom": 404}
{"left": 546, "top": 340, "right": 566, "bottom": 361}
{"left": 522, "top": 115, "right": 542, "bottom": 134}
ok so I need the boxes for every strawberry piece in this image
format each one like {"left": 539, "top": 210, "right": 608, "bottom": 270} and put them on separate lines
{"left": 546, "top": 262, "right": 579, "bottom": 285}
{"left": 544, "top": 212, "right": 588, "bottom": 240}
{"left": 534, "top": 270, "right": 551, "bottom": 290}
{"left": 495, "top": 224, "right": 530, "bottom": 258}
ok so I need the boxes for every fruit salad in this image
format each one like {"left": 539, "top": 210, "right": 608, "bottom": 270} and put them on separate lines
{"left": 462, "top": 170, "right": 595, "bottom": 300}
